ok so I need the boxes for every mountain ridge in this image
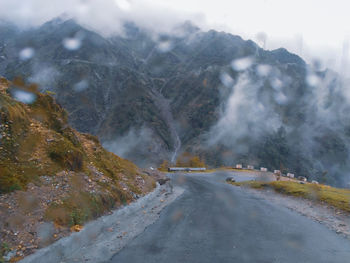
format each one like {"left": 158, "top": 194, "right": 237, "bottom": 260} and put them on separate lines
{"left": 1, "top": 18, "right": 349, "bottom": 186}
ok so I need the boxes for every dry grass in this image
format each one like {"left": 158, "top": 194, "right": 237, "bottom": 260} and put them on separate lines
{"left": 0, "top": 78, "right": 156, "bottom": 225}
{"left": 231, "top": 181, "right": 350, "bottom": 213}
{"left": 0, "top": 78, "right": 159, "bottom": 261}
{"left": 163, "top": 167, "right": 253, "bottom": 173}
{"left": 223, "top": 167, "right": 256, "bottom": 172}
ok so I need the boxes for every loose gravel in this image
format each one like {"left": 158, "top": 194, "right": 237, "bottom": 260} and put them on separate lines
{"left": 242, "top": 187, "right": 350, "bottom": 240}
{"left": 19, "top": 183, "right": 184, "bottom": 263}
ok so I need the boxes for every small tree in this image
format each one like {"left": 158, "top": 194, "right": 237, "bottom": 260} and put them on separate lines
{"left": 176, "top": 152, "right": 206, "bottom": 167}
{"left": 176, "top": 152, "right": 192, "bottom": 167}
{"left": 159, "top": 160, "right": 169, "bottom": 171}
{"left": 189, "top": 156, "right": 205, "bottom": 167}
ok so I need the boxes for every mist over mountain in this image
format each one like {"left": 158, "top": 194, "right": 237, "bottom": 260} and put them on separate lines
{"left": 1, "top": 18, "right": 350, "bottom": 186}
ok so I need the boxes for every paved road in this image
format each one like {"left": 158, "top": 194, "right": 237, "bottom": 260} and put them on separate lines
{"left": 109, "top": 172, "right": 350, "bottom": 263}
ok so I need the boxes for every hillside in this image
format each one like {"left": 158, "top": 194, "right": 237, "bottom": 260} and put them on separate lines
{"left": 0, "top": 77, "right": 156, "bottom": 260}
{"left": 0, "top": 19, "right": 350, "bottom": 186}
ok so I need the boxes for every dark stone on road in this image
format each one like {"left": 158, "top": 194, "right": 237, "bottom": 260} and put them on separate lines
{"left": 157, "top": 178, "right": 170, "bottom": 185}
{"left": 225, "top": 177, "right": 236, "bottom": 182}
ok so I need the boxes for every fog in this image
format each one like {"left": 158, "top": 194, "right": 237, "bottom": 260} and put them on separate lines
{"left": 0, "top": 0, "right": 204, "bottom": 36}
{"left": 102, "top": 127, "right": 169, "bottom": 168}
{"left": 1, "top": 0, "right": 350, "bottom": 185}
{"left": 206, "top": 55, "right": 350, "bottom": 185}
{"left": 209, "top": 71, "right": 281, "bottom": 150}
{"left": 1, "top": 0, "right": 349, "bottom": 74}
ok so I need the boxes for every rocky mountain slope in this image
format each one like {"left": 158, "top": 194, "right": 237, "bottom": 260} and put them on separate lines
{"left": 0, "top": 77, "right": 156, "bottom": 260}
{"left": 1, "top": 19, "right": 350, "bottom": 186}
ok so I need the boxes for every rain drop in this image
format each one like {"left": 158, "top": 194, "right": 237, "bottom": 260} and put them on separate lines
{"left": 157, "top": 40, "right": 173, "bottom": 53}
{"left": 220, "top": 72, "right": 234, "bottom": 87}
{"left": 63, "top": 37, "right": 82, "bottom": 51}
{"left": 270, "top": 78, "right": 283, "bottom": 91}
{"left": 114, "top": 0, "right": 131, "bottom": 11}
{"left": 11, "top": 89, "right": 37, "bottom": 104}
{"left": 274, "top": 92, "right": 288, "bottom": 105}
{"left": 73, "top": 79, "right": 89, "bottom": 92}
{"left": 19, "top": 47, "right": 35, "bottom": 61}
{"left": 256, "top": 64, "right": 271, "bottom": 77}
{"left": 306, "top": 74, "right": 320, "bottom": 87}
{"left": 231, "top": 57, "right": 254, "bottom": 71}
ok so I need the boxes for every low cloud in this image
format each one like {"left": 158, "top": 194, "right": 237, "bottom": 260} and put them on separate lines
{"left": 208, "top": 72, "right": 282, "bottom": 151}
{"left": 0, "top": 0, "right": 205, "bottom": 36}
{"left": 205, "top": 59, "right": 350, "bottom": 185}
{"left": 102, "top": 127, "right": 169, "bottom": 167}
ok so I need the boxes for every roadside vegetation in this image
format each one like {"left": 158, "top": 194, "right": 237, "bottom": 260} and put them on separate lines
{"left": 0, "top": 77, "right": 156, "bottom": 260}
{"left": 175, "top": 152, "right": 206, "bottom": 167}
{"left": 228, "top": 168, "right": 257, "bottom": 172}
{"left": 0, "top": 77, "right": 151, "bottom": 195}
{"left": 0, "top": 242, "right": 10, "bottom": 263}
{"left": 231, "top": 180, "right": 350, "bottom": 213}
{"left": 159, "top": 152, "right": 206, "bottom": 171}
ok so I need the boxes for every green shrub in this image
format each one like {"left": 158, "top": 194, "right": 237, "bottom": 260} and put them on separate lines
{"left": 0, "top": 242, "right": 10, "bottom": 263}
{"left": 45, "top": 192, "right": 118, "bottom": 227}
{"left": 0, "top": 167, "right": 22, "bottom": 194}
{"left": 48, "top": 140, "right": 84, "bottom": 172}
{"left": 231, "top": 181, "right": 350, "bottom": 213}
{"left": 62, "top": 128, "right": 81, "bottom": 147}
{"left": 82, "top": 133, "right": 100, "bottom": 144}
{"left": 69, "top": 208, "right": 88, "bottom": 226}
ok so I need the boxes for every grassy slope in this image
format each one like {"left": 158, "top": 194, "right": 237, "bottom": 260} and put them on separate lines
{"left": 231, "top": 180, "right": 350, "bottom": 213}
{"left": 0, "top": 77, "right": 155, "bottom": 227}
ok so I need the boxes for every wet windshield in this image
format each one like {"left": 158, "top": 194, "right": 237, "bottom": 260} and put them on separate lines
{"left": 0, "top": 1, "right": 350, "bottom": 262}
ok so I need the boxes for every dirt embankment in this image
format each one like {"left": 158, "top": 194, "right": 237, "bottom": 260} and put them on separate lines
{"left": 19, "top": 182, "right": 184, "bottom": 263}
{"left": 0, "top": 78, "right": 158, "bottom": 261}
{"left": 230, "top": 172, "right": 350, "bottom": 240}
{"left": 243, "top": 187, "right": 350, "bottom": 240}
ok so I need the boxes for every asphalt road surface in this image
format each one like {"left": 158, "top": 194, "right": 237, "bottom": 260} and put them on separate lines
{"left": 109, "top": 172, "right": 350, "bottom": 263}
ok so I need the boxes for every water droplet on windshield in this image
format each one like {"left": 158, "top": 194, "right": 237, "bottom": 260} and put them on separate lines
{"left": 231, "top": 57, "right": 254, "bottom": 71}
{"left": 19, "top": 47, "right": 35, "bottom": 61}
{"left": 257, "top": 103, "right": 265, "bottom": 111}
{"left": 306, "top": 74, "right": 320, "bottom": 87}
{"left": 270, "top": 78, "right": 283, "bottom": 91}
{"left": 114, "top": 0, "right": 131, "bottom": 11}
{"left": 11, "top": 89, "right": 37, "bottom": 104}
{"left": 77, "top": 1, "right": 89, "bottom": 15}
{"left": 63, "top": 37, "right": 82, "bottom": 51}
{"left": 37, "top": 222, "right": 55, "bottom": 247}
{"left": 73, "top": 79, "right": 89, "bottom": 92}
{"left": 157, "top": 40, "right": 173, "bottom": 53}
{"left": 256, "top": 64, "right": 271, "bottom": 77}
{"left": 255, "top": 32, "right": 267, "bottom": 49}
{"left": 274, "top": 92, "right": 288, "bottom": 105}
{"left": 220, "top": 72, "right": 234, "bottom": 87}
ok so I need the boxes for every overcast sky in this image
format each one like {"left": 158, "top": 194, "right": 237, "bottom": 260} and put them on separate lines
{"left": 0, "top": 0, "right": 349, "bottom": 73}
{"left": 150, "top": 0, "right": 350, "bottom": 73}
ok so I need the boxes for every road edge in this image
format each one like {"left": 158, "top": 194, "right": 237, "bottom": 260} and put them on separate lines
{"left": 19, "top": 182, "right": 184, "bottom": 263}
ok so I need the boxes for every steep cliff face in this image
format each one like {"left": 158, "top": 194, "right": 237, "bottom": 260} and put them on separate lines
{"left": 0, "top": 77, "right": 154, "bottom": 194}
{"left": 0, "top": 20, "right": 293, "bottom": 163}
{"left": 1, "top": 19, "right": 349, "bottom": 186}
{"left": 0, "top": 77, "right": 155, "bottom": 259}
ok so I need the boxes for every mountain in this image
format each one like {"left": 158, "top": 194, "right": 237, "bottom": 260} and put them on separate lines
{"left": 0, "top": 19, "right": 349, "bottom": 186}
{"left": 0, "top": 77, "right": 156, "bottom": 258}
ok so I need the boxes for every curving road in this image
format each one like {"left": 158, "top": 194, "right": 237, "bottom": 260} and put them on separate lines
{"left": 109, "top": 172, "right": 350, "bottom": 263}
